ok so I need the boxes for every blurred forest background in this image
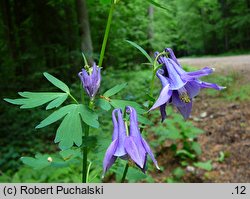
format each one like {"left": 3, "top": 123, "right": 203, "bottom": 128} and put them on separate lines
{"left": 0, "top": 0, "right": 250, "bottom": 182}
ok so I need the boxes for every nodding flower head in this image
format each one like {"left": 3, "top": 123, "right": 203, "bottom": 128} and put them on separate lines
{"left": 78, "top": 62, "right": 101, "bottom": 99}
{"left": 102, "top": 106, "right": 159, "bottom": 177}
{"left": 150, "top": 48, "right": 225, "bottom": 121}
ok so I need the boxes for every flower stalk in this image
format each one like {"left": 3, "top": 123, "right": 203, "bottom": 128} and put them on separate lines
{"left": 82, "top": 124, "right": 89, "bottom": 183}
{"left": 149, "top": 52, "right": 166, "bottom": 103}
{"left": 121, "top": 163, "right": 129, "bottom": 183}
{"left": 98, "top": 1, "right": 116, "bottom": 67}
{"left": 69, "top": 93, "right": 79, "bottom": 104}
{"left": 82, "top": 99, "right": 94, "bottom": 183}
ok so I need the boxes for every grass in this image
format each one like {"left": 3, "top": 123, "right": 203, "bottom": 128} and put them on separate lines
{"left": 201, "top": 71, "right": 250, "bottom": 101}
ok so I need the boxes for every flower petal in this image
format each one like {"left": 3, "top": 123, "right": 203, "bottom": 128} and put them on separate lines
{"left": 165, "top": 48, "right": 181, "bottom": 67}
{"left": 91, "top": 63, "right": 101, "bottom": 96}
{"left": 172, "top": 92, "right": 192, "bottom": 119}
{"left": 111, "top": 109, "right": 119, "bottom": 141}
{"left": 171, "top": 91, "right": 183, "bottom": 107}
{"left": 185, "top": 81, "right": 201, "bottom": 98}
{"left": 78, "top": 69, "right": 92, "bottom": 97}
{"left": 163, "top": 58, "right": 186, "bottom": 89}
{"left": 177, "top": 101, "right": 193, "bottom": 120}
{"left": 114, "top": 109, "right": 127, "bottom": 156}
{"left": 141, "top": 138, "right": 160, "bottom": 170}
{"left": 126, "top": 106, "right": 140, "bottom": 138}
{"left": 160, "top": 103, "right": 167, "bottom": 122}
{"left": 149, "top": 84, "right": 172, "bottom": 111}
{"left": 182, "top": 67, "right": 214, "bottom": 81}
{"left": 78, "top": 63, "right": 101, "bottom": 98}
{"left": 103, "top": 139, "right": 118, "bottom": 175}
{"left": 199, "top": 81, "right": 225, "bottom": 90}
{"left": 124, "top": 137, "right": 145, "bottom": 168}
{"left": 156, "top": 69, "right": 170, "bottom": 87}
{"left": 140, "top": 155, "right": 148, "bottom": 173}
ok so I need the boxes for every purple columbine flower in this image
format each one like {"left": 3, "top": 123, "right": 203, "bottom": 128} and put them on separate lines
{"left": 78, "top": 63, "right": 101, "bottom": 99}
{"left": 149, "top": 48, "right": 225, "bottom": 121}
{"left": 103, "top": 106, "right": 159, "bottom": 176}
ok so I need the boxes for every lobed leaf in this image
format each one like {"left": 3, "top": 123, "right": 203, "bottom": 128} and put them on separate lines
{"left": 96, "top": 98, "right": 111, "bottom": 111}
{"left": 21, "top": 154, "right": 51, "bottom": 170}
{"left": 43, "top": 72, "right": 70, "bottom": 93}
{"left": 4, "top": 92, "right": 68, "bottom": 109}
{"left": 79, "top": 104, "right": 99, "bottom": 128}
{"left": 59, "top": 148, "right": 81, "bottom": 161}
{"left": 54, "top": 107, "right": 82, "bottom": 149}
{"left": 109, "top": 99, "right": 152, "bottom": 125}
{"left": 103, "top": 83, "right": 127, "bottom": 97}
{"left": 35, "top": 104, "right": 74, "bottom": 128}
{"left": 109, "top": 99, "right": 145, "bottom": 114}
{"left": 21, "top": 152, "right": 79, "bottom": 169}
{"left": 46, "top": 93, "right": 68, "bottom": 110}
{"left": 36, "top": 104, "right": 99, "bottom": 150}
{"left": 137, "top": 114, "right": 153, "bottom": 125}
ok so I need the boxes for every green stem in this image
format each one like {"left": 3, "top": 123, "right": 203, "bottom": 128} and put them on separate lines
{"left": 86, "top": 161, "right": 92, "bottom": 183}
{"left": 98, "top": 2, "right": 115, "bottom": 67}
{"left": 82, "top": 99, "right": 93, "bottom": 183}
{"left": 82, "top": 125, "right": 89, "bottom": 183}
{"left": 149, "top": 69, "right": 157, "bottom": 97}
{"left": 69, "top": 93, "right": 79, "bottom": 104}
{"left": 121, "top": 163, "right": 129, "bottom": 183}
{"left": 149, "top": 52, "right": 166, "bottom": 97}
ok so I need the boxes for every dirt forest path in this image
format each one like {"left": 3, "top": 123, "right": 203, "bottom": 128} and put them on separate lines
{"left": 180, "top": 55, "right": 250, "bottom": 83}
{"left": 179, "top": 55, "right": 250, "bottom": 182}
{"left": 179, "top": 54, "right": 250, "bottom": 72}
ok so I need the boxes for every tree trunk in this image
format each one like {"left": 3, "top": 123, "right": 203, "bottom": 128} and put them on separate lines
{"left": 76, "top": 0, "right": 94, "bottom": 65}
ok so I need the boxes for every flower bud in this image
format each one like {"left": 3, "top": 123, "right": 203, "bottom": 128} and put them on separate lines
{"left": 78, "top": 63, "right": 101, "bottom": 99}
